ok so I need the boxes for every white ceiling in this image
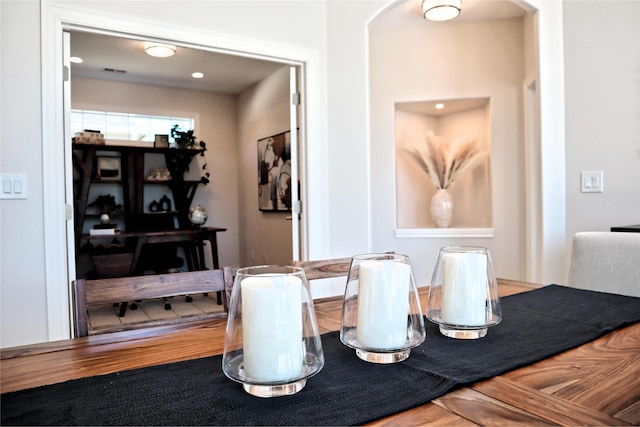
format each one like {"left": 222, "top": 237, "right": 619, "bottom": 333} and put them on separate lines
{"left": 396, "top": 97, "right": 489, "bottom": 116}
{"left": 70, "top": 31, "right": 288, "bottom": 94}
{"left": 69, "top": 1, "right": 526, "bottom": 95}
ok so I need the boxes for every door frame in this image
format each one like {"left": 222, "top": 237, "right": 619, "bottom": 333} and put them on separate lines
{"left": 523, "top": 70, "right": 542, "bottom": 283}
{"left": 42, "top": 3, "right": 324, "bottom": 340}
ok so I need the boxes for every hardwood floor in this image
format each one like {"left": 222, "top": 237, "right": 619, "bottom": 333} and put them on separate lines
{"left": 88, "top": 293, "right": 225, "bottom": 335}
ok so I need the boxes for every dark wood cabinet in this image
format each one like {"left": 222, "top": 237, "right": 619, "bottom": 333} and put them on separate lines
{"left": 72, "top": 143, "right": 223, "bottom": 279}
{"left": 73, "top": 143, "right": 204, "bottom": 236}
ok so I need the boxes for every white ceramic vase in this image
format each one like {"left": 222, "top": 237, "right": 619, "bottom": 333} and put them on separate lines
{"left": 430, "top": 189, "right": 453, "bottom": 228}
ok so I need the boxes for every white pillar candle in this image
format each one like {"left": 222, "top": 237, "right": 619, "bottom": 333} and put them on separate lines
{"left": 441, "top": 252, "right": 488, "bottom": 326}
{"left": 356, "top": 260, "right": 411, "bottom": 349}
{"left": 241, "top": 275, "right": 303, "bottom": 381}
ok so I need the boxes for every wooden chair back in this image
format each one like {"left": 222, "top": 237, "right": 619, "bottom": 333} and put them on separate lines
{"left": 292, "top": 257, "right": 353, "bottom": 281}
{"left": 72, "top": 268, "right": 234, "bottom": 337}
{"left": 293, "top": 253, "right": 396, "bottom": 281}
{"left": 292, "top": 253, "right": 396, "bottom": 299}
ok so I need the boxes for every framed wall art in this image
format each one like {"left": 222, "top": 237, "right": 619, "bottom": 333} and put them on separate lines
{"left": 258, "top": 130, "right": 292, "bottom": 211}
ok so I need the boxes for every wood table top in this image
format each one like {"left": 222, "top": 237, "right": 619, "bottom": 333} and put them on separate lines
{"left": 82, "top": 226, "right": 227, "bottom": 239}
{"left": 2, "top": 279, "right": 639, "bottom": 425}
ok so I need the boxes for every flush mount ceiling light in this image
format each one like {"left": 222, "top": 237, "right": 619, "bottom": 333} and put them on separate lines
{"left": 143, "top": 42, "right": 176, "bottom": 58}
{"left": 422, "top": 0, "right": 461, "bottom": 21}
{"left": 191, "top": 72, "right": 205, "bottom": 79}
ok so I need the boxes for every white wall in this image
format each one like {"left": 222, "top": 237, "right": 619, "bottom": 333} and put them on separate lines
{"left": 563, "top": 1, "right": 640, "bottom": 264}
{"left": 1, "top": 0, "right": 638, "bottom": 348}
{"left": 369, "top": 17, "right": 526, "bottom": 283}
{"left": 325, "top": 1, "right": 386, "bottom": 259}
{"left": 237, "top": 66, "right": 293, "bottom": 267}
{"left": 0, "top": 0, "right": 50, "bottom": 346}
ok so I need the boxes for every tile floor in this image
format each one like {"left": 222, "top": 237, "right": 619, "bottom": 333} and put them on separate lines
{"left": 88, "top": 293, "right": 226, "bottom": 333}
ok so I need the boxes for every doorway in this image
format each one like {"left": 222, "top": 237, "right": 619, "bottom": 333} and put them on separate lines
{"left": 67, "top": 30, "right": 300, "bottom": 278}
{"left": 43, "top": 3, "right": 320, "bottom": 339}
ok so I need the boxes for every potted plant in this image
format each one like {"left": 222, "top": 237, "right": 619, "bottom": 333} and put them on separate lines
{"left": 406, "top": 131, "right": 488, "bottom": 228}
{"left": 171, "top": 125, "right": 198, "bottom": 149}
{"left": 88, "top": 194, "right": 124, "bottom": 224}
{"left": 170, "top": 125, "right": 210, "bottom": 185}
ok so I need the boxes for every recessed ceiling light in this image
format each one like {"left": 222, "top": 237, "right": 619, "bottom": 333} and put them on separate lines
{"left": 70, "top": 56, "right": 83, "bottom": 64}
{"left": 143, "top": 42, "right": 176, "bottom": 58}
{"left": 435, "top": 103, "right": 445, "bottom": 109}
{"left": 192, "top": 72, "right": 205, "bottom": 79}
{"left": 422, "top": 0, "right": 461, "bottom": 22}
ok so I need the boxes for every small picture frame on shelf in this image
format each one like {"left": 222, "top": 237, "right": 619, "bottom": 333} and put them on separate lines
{"left": 154, "top": 134, "right": 169, "bottom": 148}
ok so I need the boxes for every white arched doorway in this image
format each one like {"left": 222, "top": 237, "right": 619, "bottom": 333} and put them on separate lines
{"left": 365, "top": 0, "right": 565, "bottom": 285}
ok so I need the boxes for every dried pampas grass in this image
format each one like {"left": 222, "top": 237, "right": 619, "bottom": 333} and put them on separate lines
{"left": 406, "top": 131, "right": 488, "bottom": 190}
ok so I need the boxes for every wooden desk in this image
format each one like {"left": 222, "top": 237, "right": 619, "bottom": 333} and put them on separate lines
{"left": 84, "top": 226, "right": 227, "bottom": 274}
{"left": 2, "top": 279, "right": 638, "bottom": 425}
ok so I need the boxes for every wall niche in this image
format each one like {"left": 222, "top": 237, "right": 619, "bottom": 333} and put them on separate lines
{"left": 395, "top": 98, "right": 492, "bottom": 231}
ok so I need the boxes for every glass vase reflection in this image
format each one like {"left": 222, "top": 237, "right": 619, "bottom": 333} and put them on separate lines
{"left": 222, "top": 265, "right": 324, "bottom": 397}
{"left": 427, "top": 246, "right": 502, "bottom": 339}
{"left": 340, "top": 253, "right": 426, "bottom": 363}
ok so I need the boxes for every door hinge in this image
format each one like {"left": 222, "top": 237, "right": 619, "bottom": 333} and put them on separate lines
{"left": 294, "top": 200, "right": 302, "bottom": 214}
{"left": 63, "top": 65, "right": 70, "bottom": 82}
{"left": 291, "top": 92, "right": 301, "bottom": 106}
{"left": 65, "top": 204, "right": 73, "bottom": 220}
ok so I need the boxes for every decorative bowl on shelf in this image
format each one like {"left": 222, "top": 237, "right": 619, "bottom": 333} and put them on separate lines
{"left": 189, "top": 205, "right": 208, "bottom": 227}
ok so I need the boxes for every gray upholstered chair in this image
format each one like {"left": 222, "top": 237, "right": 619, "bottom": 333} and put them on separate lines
{"left": 568, "top": 231, "right": 640, "bottom": 297}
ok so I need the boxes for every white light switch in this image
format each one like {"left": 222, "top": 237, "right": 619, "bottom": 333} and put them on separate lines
{"left": 581, "top": 171, "right": 603, "bottom": 193}
{"left": 0, "top": 174, "right": 27, "bottom": 199}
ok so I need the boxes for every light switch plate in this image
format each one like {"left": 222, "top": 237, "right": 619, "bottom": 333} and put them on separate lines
{"left": 0, "top": 174, "right": 27, "bottom": 199}
{"left": 581, "top": 171, "right": 603, "bottom": 193}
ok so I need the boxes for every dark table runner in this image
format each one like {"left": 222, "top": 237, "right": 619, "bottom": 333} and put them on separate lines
{"left": 3, "top": 285, "right": 639, "bottom": 426}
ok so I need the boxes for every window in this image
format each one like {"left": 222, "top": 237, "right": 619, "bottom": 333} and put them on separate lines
{"left": 71, "top": 110, "right": 194, "bottom": 143}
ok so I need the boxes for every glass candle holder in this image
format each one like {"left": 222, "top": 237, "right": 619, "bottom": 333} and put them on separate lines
{"left": 222, "top": 265, "right": 324, "bottom": 398}
{"left": 426, "top": 246, "right": 502, "bottom": 339}
{"left": 340, "top": 253, "right": 426, "bottom": 364}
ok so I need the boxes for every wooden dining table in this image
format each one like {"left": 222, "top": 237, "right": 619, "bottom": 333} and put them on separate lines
{"left": 1, "top": 278, "right": 639, "bottom": 425}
